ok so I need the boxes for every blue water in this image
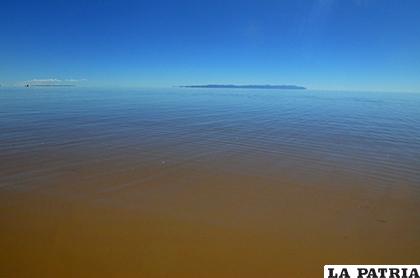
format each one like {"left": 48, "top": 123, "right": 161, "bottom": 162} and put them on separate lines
{"left": 1, "top": 87, "right": 420, "bottom": 191}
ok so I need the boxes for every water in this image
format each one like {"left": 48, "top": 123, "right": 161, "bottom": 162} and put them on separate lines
{"left": 2, "top": 88, "right": 419, "bottom": 190}
{"left": 1, "top": 87, "right": 420, "bottom": 277}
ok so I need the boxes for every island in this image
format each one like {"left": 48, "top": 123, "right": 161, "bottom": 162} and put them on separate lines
{"left": 180, "top": 84, "right": 306, "bottom": 90}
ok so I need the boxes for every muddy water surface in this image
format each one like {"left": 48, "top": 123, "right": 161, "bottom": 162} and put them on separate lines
{"left": 1, "top": 88, "right": 420, "bottom": 277}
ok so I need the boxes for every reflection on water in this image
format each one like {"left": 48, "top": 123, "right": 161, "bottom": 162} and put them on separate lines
{"left": 1, "top": 88, "right": 420, "bottom": 277}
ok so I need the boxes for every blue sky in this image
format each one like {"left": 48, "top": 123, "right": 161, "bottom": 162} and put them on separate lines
{"left": 1, "top": 0, "right": 419, "bottom": 91}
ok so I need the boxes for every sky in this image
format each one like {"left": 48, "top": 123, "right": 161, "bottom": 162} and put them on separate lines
{"left": 0, "top": 0, "right": 419, "bottom": 92}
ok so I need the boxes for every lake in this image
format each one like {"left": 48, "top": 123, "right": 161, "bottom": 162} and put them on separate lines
{"left": 1, "top": 87, "right": 419, "bottom": 277}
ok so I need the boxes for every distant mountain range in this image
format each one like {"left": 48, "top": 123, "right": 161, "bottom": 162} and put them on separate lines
{"left": 180, "top": 84, "right": 306, "bottom": 90}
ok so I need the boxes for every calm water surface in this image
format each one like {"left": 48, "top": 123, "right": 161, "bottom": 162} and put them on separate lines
{"left": 1, "top": 88, "right": 420, "bottom": 277}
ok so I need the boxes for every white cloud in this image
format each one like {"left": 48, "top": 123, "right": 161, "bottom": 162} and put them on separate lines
{"left": 23, "top": 78, "right": 87, "bottom": 85}
{"left": 30, "top": 78, "right": 61, "bottom": 83}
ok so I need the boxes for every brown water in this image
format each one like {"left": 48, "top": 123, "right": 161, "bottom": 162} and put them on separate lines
{"left": 1, "top": 88, "right": 419, "bottom": 277}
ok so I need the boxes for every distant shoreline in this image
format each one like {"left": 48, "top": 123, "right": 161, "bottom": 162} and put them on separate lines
{"left": 180, "top": 84, "right": 306, "bottom": 90}
{"left": 27, "top": 84, "right": 76, "bottom": 87}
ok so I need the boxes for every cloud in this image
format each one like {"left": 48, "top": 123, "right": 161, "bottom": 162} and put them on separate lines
{"left": 23, "top": 78, "right": 87, "bottom": 85}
